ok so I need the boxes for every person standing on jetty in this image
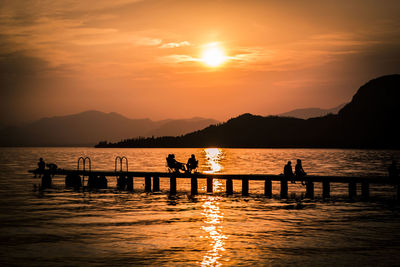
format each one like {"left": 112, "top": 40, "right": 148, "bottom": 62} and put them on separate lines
{"left": 284, "top": 161, "right": 295, "bottom": 183}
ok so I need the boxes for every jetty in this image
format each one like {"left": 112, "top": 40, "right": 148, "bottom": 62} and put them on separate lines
{"left": 29, "top": 156, "right": 399, "bottom": 200}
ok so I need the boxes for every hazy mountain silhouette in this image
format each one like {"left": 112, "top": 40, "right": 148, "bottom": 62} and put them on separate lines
{"left": 147, "top": 117, "right": 219, "bottom": 137}
{"left": 0, "top": 110, "right": 218, "bottom": 146}
{"left": 98, "top": 74, "right": 400, "bottom": 149}
{"left": 277, "top": 103, "right": 346, "bottom": 119}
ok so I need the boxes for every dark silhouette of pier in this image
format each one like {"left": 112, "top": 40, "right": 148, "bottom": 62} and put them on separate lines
{"left": 29, "top": 157, "right": 400, "bottom": 200}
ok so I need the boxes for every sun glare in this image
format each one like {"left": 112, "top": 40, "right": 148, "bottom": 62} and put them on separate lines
{"left": 201, "top": 44, "right": 227, "bottom": 67}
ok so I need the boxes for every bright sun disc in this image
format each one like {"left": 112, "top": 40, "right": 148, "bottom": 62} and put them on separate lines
{"left": 201, "top": 45, "right": 226, "bottom": 67}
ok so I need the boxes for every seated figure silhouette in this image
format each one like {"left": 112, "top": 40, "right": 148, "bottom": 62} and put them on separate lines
{"left": 389, "top": 160, "right": 398, "bottom": 179}
{"left": 46, "top": 163, "right": 58, "bottom": 171}
{"left": 284, "top": 161, "right": 295, "bottom": 183}
{"left": 295, "top": 159, "right": 307, "bottom": 185}
{"left": 38, "top": 158, "right": 45, "bottom": 172}
{"left": 186, "top": 154, "right": 198, "bottom": 173}
{"left": 166, "top": 154, "right": 186, "bottom": 173}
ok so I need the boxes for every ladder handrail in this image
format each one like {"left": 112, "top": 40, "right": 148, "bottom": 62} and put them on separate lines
{"left": 115, "top": 156, "right": 128, "bottom": 172}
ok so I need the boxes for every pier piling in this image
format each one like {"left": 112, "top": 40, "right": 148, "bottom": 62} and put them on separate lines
{"left": 145, "top": 176, "right": 152, "bottom": 192}
{"left": 170, "top": 175, "right": 177, "bottom": 195}
{"left": 361, "top": 182, "right": 369, "bottom": 199}
{"left": 207, "top": 177, "right": 213, "bottom": 193}
{"left": 349, "top": 182, "right": 357, "bottom": 199}
{"left": 264, "top": 178, "right": 272, "bottom": 198}
{"left": 322, "top": 181, "right": 330, "bottom": 198}
{"left": 226, "top": 178, "right": 233, "bottom": 195}
{"left": 153, "top": 176, "right": 160, "bottom": 192}
{"left": 191, "top": 177, "right": 198, "bottom": 195}
{"left": 126, "top": 176, "right": 133, "bottom": 191}
{"left": 306, "top": 181, "right": 314, "bottom": 199}
{"left": 242, "top": 177, "right": 249, "bottom": 196}
{"left": 280, "top": 179, "right": 288, "bottom": 198}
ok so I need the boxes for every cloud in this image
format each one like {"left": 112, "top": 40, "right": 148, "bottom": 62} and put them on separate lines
{"left": 160, "top": 54, "right": 199, "bottom": 63}
{"left": 135, "top": 37, "right": 162, "bottom": 46}
{"left": 159, "top": 41, "right": 191, "bottom": 48}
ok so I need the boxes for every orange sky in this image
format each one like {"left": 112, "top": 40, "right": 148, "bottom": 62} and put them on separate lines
{"left": 1, "top": 0, "right": 400, "bottom": 126}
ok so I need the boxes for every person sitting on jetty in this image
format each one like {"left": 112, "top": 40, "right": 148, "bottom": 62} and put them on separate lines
{"left": 388, "top": 160, "right": 398, "bottom": 179}
{"left": 295, "top": 159, "right": 307, "bottom": 185}
{"left": 284, "top": 161, "right": 295, "bottom": 183}
{"left": 38, "top": 158, "right": 45, "bottom": 171}
{"left": 46, "top": 163, "right": 58, "bottom": 171}
{"left": 186, "top": 154, "right": 199, "bottom": 173}
{"left": 166, "top": 154, "right": 186, "bottom": 173}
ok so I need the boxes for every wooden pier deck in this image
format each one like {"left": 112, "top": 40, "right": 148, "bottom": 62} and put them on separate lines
{"left": 28, "top": 168, "right": 400, "bottom": 200}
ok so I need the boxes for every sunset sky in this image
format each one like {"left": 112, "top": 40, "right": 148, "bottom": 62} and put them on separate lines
{"left": 1, "top": 0, "right": 399, "bottom": 126}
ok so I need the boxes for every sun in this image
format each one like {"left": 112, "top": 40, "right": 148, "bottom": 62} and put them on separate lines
{"left": 201, "top": 43, "right": 227, "bottom": 67}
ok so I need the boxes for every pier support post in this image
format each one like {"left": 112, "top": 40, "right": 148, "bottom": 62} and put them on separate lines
{"left": 348, "top": 182, "right": 357, "bottom": 199}
{"left": 226, "top": 178, "right": 233, "bottom": 195}
{"left": 126, "top": 176, "right": 133, "bottom": 191}
{"left": 322, "top": 181, "right": 330, "bottom": 198}
{"left": 191, "top": 176, "right": 198, "bottom": 196}
{"left": 145, "top": 176, "right": 152, "bottom": 192}
{"left": 280, "top": 179, "right": 288, "bottom": 199}
{"left": 397, "top": 184, "right": 400, "bottom": 201}
{"left": 361, "top": 182, "right": 369, "bottom": 200}
{"left": 153, "top": 176, "right": 160, "bottom": 192}
{"left": 305, "top": 181, "right": 314, "bottom": 199}
{"left": 207, "top": 177, "right": 213, "bottom": 193}
{"left": 170, "top": 175, "right": 176, "bottom": 195}
{"left": 264, "top": 178, "right": 272, "bottom": 198}
{"left": 396, "top": 183, "right": 400, "bottom": 201}
{"left": 242, "top": 178, "right": 249, "bottom": 196}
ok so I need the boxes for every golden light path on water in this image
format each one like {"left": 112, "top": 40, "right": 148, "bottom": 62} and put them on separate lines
{"left": 201, "top": 148, "right": 227, "bottom": 266}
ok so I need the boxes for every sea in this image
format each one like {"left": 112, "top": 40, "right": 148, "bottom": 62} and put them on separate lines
{"left": 0, "top": 147, "right": 400, "bottom": 266}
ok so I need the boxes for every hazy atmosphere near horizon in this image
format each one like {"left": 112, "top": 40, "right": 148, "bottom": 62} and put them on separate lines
{"left": 1, "top": 1, "right": 400, "bottom": 267}
{"left": 1, "top": 0, "right": 400, "bottom": 126}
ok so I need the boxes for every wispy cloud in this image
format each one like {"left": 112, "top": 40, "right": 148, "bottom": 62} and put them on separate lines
{"left": 159, "top": 41, "right": 191, "bottom": 48}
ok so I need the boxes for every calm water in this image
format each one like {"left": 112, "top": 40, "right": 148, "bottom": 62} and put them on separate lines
{"left": 1, "top": 147, "right": 400, "bottom": 266}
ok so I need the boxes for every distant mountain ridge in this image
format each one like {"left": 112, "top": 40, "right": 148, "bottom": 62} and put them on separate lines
{"left": 277, "top": 103, "right": 346, "bottom": 119}
{"left": 0, "top": 111, "right": 219, "bottom": 146}
{"left": 97, "top": 74, "right": 400, "bottom": 149}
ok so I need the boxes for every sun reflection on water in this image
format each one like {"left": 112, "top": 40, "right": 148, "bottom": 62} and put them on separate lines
{"left": 201, "top": 196, "right": 227, "bottom": 266}
{"left": 201, "top": 148, "right": 227, "bottom": 266}
{"left": 203, "top": 148, "right": 224, "bottom": 174}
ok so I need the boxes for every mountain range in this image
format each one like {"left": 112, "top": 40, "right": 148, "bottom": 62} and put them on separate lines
{"left": 97, "top": 74, "right": 400, "bottom": 149}
{"left": 0, "top": 112, "right": 218, "bottom": 146}
{"left": 277, "top": 103, "right": 346, "bottom": 119}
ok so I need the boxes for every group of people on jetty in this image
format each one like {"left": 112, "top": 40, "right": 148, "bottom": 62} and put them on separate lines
{"left": 284, "top": 159, "right": 307, "bottom": 184}
{"left": 166, "top": 154, "right": 199, "bottom": 173}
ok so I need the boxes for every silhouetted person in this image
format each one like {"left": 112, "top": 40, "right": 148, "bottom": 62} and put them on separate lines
{"left": 166, "top": 154, "right": 186, "bottom": 173}
{"left": 389, "top": 160, "right": 398, "bottom": 179}
{"left": 295, "top": 159, "right": 307, "bottom": 185}
{"left": 38, "top": 158, "right": 45, "bottom": 172}
{"left": 46, "top": 163, "right": 58, "bottom": 171}
{"left": 186, "top": 154, "right": 198, "bottom": 173}
{"left": 284, "top": 161, "right": 295, "bottom": 183}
